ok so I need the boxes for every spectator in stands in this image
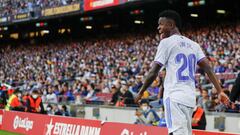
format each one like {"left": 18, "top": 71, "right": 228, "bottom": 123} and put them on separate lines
{"left": 46, "top": 87, "right": 58, "bottom": 104}
{"left": 53, "top": 104, "right": 62, "bottom": 116}
{"left": 109, "top": 85, "right": 120, "bottom": 105}
{"left": 61, "top": 105, "right": 70, "bottom": 116}
{"left": 26, "top": 90, "right": 45, "bottom": 114}
{"left": 75, "top": 95, "right": 83, "bottom": 105}
{"left": 0, "top": 86, "right": 7, "bottom": 109}
{"left": 209, "top": 87, "right": 220, "bottom": 111}
{"left": 197, "top": 89, "right": 212, "bottom": 111}
{"left": 53, "top": 86, "right": 61, "bottom": 96}
{"left": 80, "top": 85, "right": 88, "bottom": 97}
{"left": 118, "top": 81, "right": 134, "bottom": 107}
{"left": 46, "top": 104, "right": 54, "bottom": 115}
{"left": 65, "top": 88, "right": 75, "bottom": 103}
{"left": 84, "top": 83, "right": 96, "bottom": 100}
{"left": 132, "top": 76, "right": 143, "bottom": 94}
{"left": 57, "top": 84, "right": 66, "bottom": 102}
{"left": 135, "top": 99, "right": 160, "bottom": 126}
{"left": 214, "top": 62, "right": 226, "bottom": 73}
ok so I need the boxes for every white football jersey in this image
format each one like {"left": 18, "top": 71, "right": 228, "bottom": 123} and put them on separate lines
{"left": 154, "top": 34, "right": 206, "bottom": 107}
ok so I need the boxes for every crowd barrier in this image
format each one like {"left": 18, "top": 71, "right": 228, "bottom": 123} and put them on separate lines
{"left": 0, "top": 110, "right": 238, "bottom": 135}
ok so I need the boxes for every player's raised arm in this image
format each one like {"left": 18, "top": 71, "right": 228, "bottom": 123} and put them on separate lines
{"left": 198, "top": 58, "right": 230, "bottom": 106}
{"left": 135, "top": 63, "right": 162, "bottom": 103}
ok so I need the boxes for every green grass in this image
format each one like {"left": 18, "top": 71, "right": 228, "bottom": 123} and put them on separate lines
{"left": 0, "top": 130, "right": 22, "bottom": 135}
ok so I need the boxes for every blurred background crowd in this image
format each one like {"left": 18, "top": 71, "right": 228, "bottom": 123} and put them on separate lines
{"left": 0, "top": 23, "right": 239, "bottom": 114}
{"left": 0, "top": 0, "right": 79, "bottom": 16}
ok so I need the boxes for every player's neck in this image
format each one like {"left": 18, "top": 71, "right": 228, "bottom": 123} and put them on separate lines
{"left": 169, "top": 28, "right": 181, "bottom": 36}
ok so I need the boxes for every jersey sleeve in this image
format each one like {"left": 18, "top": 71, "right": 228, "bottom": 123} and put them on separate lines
{"left": 196, "top": 45, "right": 206, "bottom": 64}
{"left": 154, "top": 40, "right": 170, "bottom": 66}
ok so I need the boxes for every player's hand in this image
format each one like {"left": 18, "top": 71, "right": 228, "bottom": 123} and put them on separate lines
{"left": 219, "top": 92, "right": 230, "bottom": 107}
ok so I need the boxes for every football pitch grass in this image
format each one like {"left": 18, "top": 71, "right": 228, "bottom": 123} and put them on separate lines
{"left": 0, "top": 130, "right": 22, "bottom": 135}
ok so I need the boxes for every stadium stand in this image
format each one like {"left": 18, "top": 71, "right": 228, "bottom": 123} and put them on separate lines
{"left": 0, "top": 0, "right": 80, "bottom": 16}
{"left": 0, "top": 0, "right": 239, "bottom": 134}
{"left": 0, "top": 23, "right": 239, "bottom": 112}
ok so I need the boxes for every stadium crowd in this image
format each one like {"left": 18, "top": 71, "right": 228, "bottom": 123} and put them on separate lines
{"left": 0, "top": 23, "right": 240, "bottom": 114}
{"left": 0, "top": 0, "right": 79, "bottom": 16}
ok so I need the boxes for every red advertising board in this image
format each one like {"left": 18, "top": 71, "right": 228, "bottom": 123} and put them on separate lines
{"left": 2, "top": 111, "right": 102, "bottom": 135}
{"left": 0, "top": 109, "right": 3, "bottom": 130}
{"left": 2, "top": 111, "right": 50, "bottom": 135}
{"left": 1, "top": 111, "right": 239, "bottom": 135}
{"left": 84, "top": 0, "right": 119, "bottom": 11}
{"left": 42, "top": 115, "right": 102, "bottom": 135}
{"left": 101, "top": 122, "right": 238, "bottom": 135}
{"left": 101, "top": 122, "right": 169, "bottom": 135}
{"left": 193, "top": 130, "right": 238, "bottom": 135}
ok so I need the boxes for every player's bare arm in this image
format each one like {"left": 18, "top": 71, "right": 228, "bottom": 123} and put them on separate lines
{"left": 198, "top": 58, "right": 230, "bottom": 106}
{"left": 158, "top": 86, "right": 164, "bottom": 99}
{"left": 135, "top": 63, "right": 162, "bottom": 103}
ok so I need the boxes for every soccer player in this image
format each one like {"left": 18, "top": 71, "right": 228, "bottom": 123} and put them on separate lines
{"left": 135, "top": 10, "right": 230, "bottom": 135}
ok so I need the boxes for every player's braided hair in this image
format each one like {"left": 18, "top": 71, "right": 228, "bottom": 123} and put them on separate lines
{"left": 159, "top": 10, "right": 182, "bottom": 29}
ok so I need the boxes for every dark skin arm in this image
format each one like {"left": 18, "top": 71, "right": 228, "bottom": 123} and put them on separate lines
{"left": 158, "top": 86, "right": 164, "bottom": 99}
{"left": 198, "top": 58, "right": 230, "bottom": 106}
{"left": 157, "top": 77, "right": 164, "bottom": 99}
{"left": 135, "top": 63, "right": 162, "bottom": 103}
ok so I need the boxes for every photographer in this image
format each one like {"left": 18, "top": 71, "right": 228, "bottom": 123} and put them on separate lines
{"left": 5, "top": 89, "right": 25, "bottom": 112}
